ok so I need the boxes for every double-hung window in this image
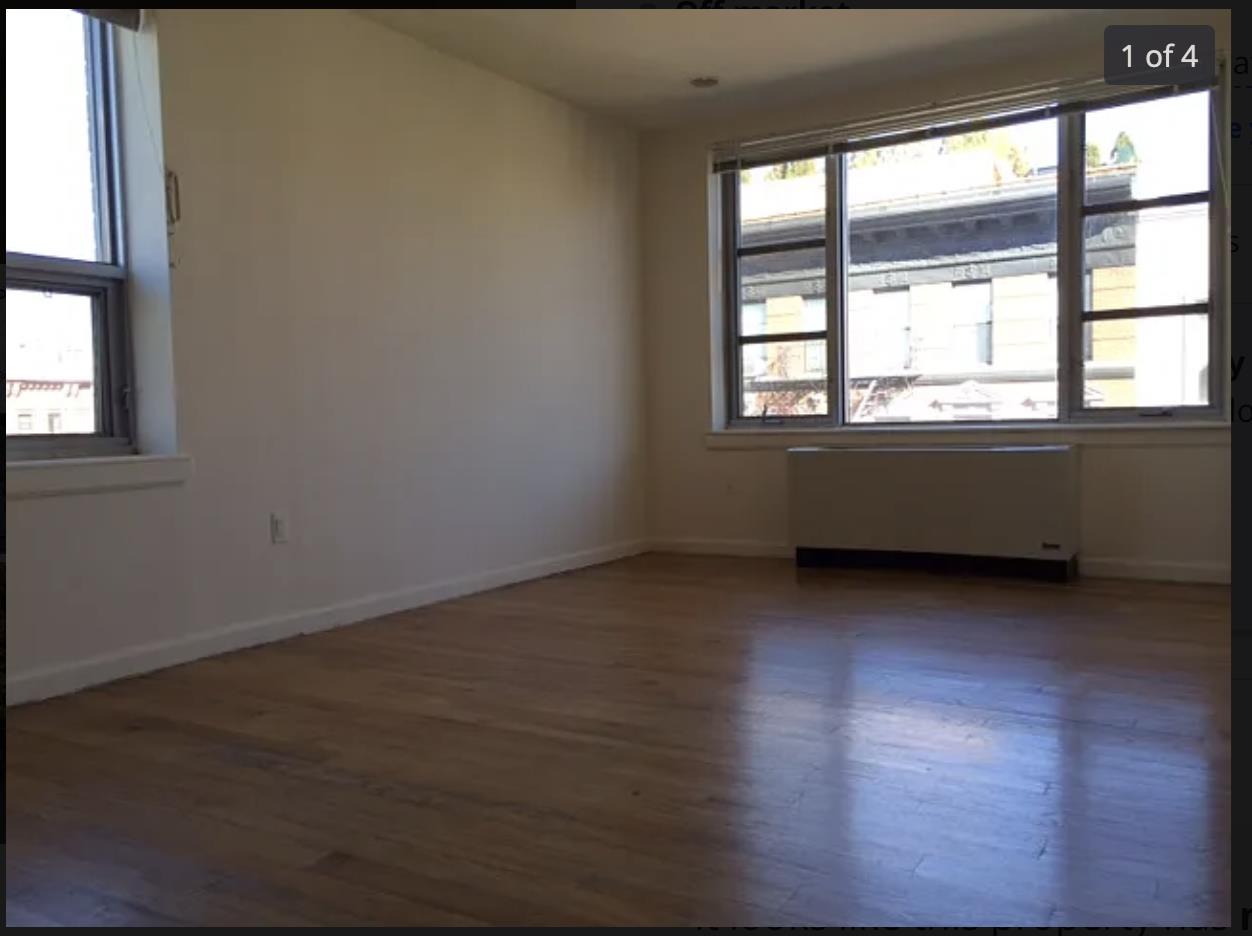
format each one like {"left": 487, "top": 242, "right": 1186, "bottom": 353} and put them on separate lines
{"left": 1073, "top": 93, "right": 1218, "bottom": 414}
{"left": 725, "top": 158, "right": 830, "bottom": 422}
{"left": 6, "top": 9, "right": 132, "bottom": 459}
{"left": 717, "top": 76, "right": 1228, "bottom": 428}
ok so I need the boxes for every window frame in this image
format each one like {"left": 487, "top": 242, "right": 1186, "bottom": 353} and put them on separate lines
{"left": 5, "top": 13, "right": 133, "bottom": 461}
{"left": 1064, "top": 95, "right": 1225, "bottom": 421}
{"left": 723, "top": 170, "right": 833, "bottom": 427}
{"left": 718, "top": 76, "right": 1229, "bottom": 431}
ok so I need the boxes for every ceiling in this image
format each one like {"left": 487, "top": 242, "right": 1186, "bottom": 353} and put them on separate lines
{"left": 360, "top": 10, "right": 1228, "bottom": 129}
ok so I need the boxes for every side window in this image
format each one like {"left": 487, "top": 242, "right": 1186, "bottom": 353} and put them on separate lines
{"left": 6, "top": 9, "right": 132, "bottom": 459}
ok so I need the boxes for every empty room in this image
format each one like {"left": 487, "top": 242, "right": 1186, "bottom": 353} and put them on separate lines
{"left": 4, "top": 7, "right": 1233, "bottom": 927}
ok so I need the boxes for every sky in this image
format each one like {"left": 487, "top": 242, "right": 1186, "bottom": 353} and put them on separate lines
{"left": 6, "top": 9, "right": 98, "bottom": 385}
{"left": 6, "top": 7, "right": 100, "bottom": 261}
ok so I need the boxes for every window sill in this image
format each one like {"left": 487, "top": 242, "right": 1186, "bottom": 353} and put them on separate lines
{"left": 706, "top": 421, "right": 1232, "bottom": 451}
{"left": 5, "top": 454, "right": 193, "bottom": 500}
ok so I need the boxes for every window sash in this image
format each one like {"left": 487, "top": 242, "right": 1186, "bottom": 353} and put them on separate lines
{"left": 720, "top": 81, "right": 1227, "bottom": 429}
{"left": 5, "top": 264, "right": 132, "bottom": 455}
{"left": 5, "top": 15, "right": 132, "bottom": 460}
{"left": 724, "top": 171, "right": 833, "bottom": 423}
{"left": 85, "top": 14, "right": 124, "bottom": 266}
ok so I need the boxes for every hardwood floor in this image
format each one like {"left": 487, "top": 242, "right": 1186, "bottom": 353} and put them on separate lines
{"left": 5, "top": 554, "right": 1230, "bottom": 926}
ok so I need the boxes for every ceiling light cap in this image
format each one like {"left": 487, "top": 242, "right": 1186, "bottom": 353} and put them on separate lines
{"left": 690, "top": 76, "right": 720, "bottom": 89}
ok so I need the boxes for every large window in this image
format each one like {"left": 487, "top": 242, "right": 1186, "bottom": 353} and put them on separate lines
{"left": 719, "top": 85, "right": 1226, "bottom": 427}
{"left": 6, "top": 9, "right": 131, "bottom": 459}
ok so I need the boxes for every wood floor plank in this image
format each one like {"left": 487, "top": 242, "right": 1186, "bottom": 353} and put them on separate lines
{"left": 6, "top": 555, "right": 1230, "bottom": 925}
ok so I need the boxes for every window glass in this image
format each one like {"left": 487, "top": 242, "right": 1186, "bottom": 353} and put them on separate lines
{"left": 5, "top": 288, "right": 98, "bottom": 435}
{"left": 738, "top": 158, "right": 825, "bottom": 250}
{"left": 1084, "top": 92, "right": 1209, "bottom": 206}
{"left": 846, "top": 118, "right": 1058, "bottom": 423}
{"left": 1082, "top": 315, "right": 1209, "bottom": 409}
{"left": 741, "top": 340, "right": 828, "bottom": 418}
{"left": 1083, "top": 204, "right": 1209, "bottom": 311}
{"left": 739, "top": 247, "right": 825, "bottom": 337}
{"left": 5, "top": 9, "right": 102, "bottom": 261}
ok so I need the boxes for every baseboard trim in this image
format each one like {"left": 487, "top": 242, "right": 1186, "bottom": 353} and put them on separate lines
{"left": 648, "top": 538, "right": 792, "bottom": 559}
{"left": 6, "top": 539, "right": 648, "bottom": 706}
{"left": 1078, "top": 557, "right": 1230, "bottom": 584}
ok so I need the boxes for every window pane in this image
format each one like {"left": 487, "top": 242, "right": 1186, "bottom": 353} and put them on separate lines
{"left": 846, "top": 118, "right": 1058, "bottom": 423}
{"left": 739, "top": 245, "right": 825, "bottom": 337}
{"left": 1083, "top": 314, "right": 1209, "bottom": 408}
{"left": 5, "top": 9, "right": 101, "bottom": 261}
{"left": 5, "top": 288, "right": 98, "bottom": 435}
{"left": 1085, "top": 92, "right": 1209, "bottom": 206}
{"left": 1084, "top": 204, "right": 1208, "bottom": 311}
{"left": 739, "top": 158, "right": 825, "bottom": 249}
{"left": 847, "top": 287, "right": 911, "bottom": 378}
{"left": 740, "top": 340, "right": 827, "bottom": 418}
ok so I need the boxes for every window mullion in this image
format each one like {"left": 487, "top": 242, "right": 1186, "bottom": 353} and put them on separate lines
{"left": 89, "top": 288, "right": 113, "bottom": 437}
{"left": 738, "top": 330, "right": 827, "bottom": 346}
{"left": 722, "top": 172, "right": 742, "bottom": 423}
{"left": 737, "top": 237, "right": 825, "bottom": 258}
{"left": 1081, "top": 190, "right": 1210, "bottom": 217}
{"left": 1209, "top": 65, "right": 1229, "bottom": 418}
{"left": 825, "top": 152, "right": 847, "bottom": 427}
{"left": 1058, "top": 113, "right": 1085, "bottom": 420}
{"left": 105, "top": 279, "right": 134, "bottom": 442}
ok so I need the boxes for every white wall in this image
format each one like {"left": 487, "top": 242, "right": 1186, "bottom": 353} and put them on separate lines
{"left": 640, "top": 42, "right": 1231, "bottom": 583}
{"left": 6, "top": 10, "right": 646, "bottom": 703}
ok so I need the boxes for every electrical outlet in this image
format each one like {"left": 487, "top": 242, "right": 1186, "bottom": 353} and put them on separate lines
{"left": 269, "top": 512, "right": 289, "bottom": 545}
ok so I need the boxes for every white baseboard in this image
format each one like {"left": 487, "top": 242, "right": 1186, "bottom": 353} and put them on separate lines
{"left": 6, "top": 539, "right": 648, "bottom": 707}
{"left": 648, "top": 538, "right": 792, "bottom": 559}
{"left": 1078, "top": 557, "right": 1230, "bottom": 584}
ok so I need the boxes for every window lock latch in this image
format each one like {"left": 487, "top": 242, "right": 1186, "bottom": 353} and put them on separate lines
{"left": 165, "top": 170, "right": 182, "bottom": 228}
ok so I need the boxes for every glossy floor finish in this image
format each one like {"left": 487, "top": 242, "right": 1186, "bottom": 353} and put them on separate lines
{"left": 5, "top": 555, "right": 1230, "bottom": 925}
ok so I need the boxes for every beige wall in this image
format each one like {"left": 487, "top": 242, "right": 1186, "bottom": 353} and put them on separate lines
{"left": 6, "top": 10, "right": 646, "bottom": 702}
{"left": 640, "top": 40, "right": 1231, "bottom": 582}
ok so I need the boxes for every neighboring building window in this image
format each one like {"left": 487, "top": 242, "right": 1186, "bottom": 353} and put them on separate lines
{"left": 953, "top": 280, "right": 993, "bottom": 368}
{"left": 5, "top": 9, "right": 131, "bottom": 458}
{"left": 718, "top": 87, "right": 1224, "bottom": 426}
{"left": 17, "top": 413, "right": 33, "bottom": 433}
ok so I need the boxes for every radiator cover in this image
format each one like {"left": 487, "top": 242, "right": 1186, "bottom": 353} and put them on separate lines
{"left": 787, "top": 445, "right": 1079, "bottom": 569}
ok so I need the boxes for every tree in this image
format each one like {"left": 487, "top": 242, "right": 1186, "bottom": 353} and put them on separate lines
{"left": 857, "top": 128, "right": 1036, "bottom": 178}
{"left": 849, "top": 149, "right": 882, "bottom": 169}
{"left": 751, "top": 344, "right": 824, "bottom": 418}
{"left": 1086, "top": 142, "right": 1102, "bottom": 169}
{"left": 850, "top": 141, "right": 926, "bottom": 168}
{"left": 943, "top": 130, "right": 990, "bottom": 153}
{"left": 764, "top": 160, "right": 817, "bottom": 181}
